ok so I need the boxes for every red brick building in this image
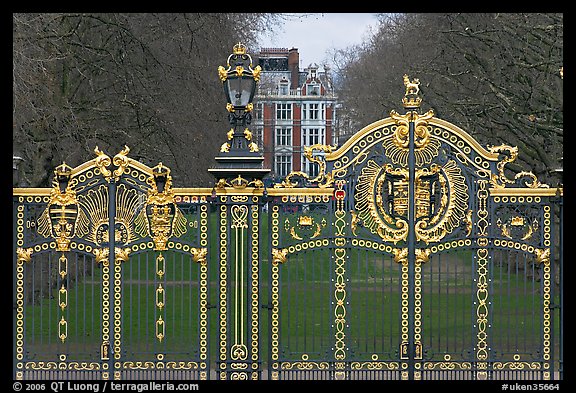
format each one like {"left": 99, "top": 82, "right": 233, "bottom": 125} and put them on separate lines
{"left": 252, "top": 48, "right": 339, "bottom": 180}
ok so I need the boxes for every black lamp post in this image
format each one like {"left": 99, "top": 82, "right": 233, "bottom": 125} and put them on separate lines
{"left": 209, "top": 43, "right": 270, "bottom": 187}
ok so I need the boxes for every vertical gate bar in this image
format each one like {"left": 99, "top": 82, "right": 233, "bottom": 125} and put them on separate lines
{"left": 12, "top": 201, "right": 17, "bottom": 380}
{"left": 475, "top": 179, "right": 489, "bottom": 380}
{"left": 48, "top": 254, "right": 53, "bottom": 349}
{"left": 545, "top": 199, "right": 552, "bottom": 380}
{"left": 304, "top": 248, "right": 307, "bottom": 353}
{"left": 107, "top": 180, "right": 117, "bottom": 379}
{"left": 407, "top": 114, "right": 416, "bottom": 380}
{"left": 144, "top": 253, "right": 149, "bottom": 355}
{"left": 251, "top": 200, "right": 260, "bottom": 379}
{"left": 218, "top": 197, "right": 227, "bottom": 379}
{"left": 543, "top": 201, "right": 552, "bottom": 380}
{"left": 267, "top": 199, "right": 272, "bottom": 379}
{"left": 487, "top": 199, "right": 494, "bottom": 380}
{"left": 199, "top": 202, "right": 210, "bottom": 380}
{"left": 558, "top": 193, "right": 563, "bottom": 380}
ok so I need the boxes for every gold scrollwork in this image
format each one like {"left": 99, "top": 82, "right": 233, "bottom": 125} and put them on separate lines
{"left": 354, "top": 161, "right": 408, "bottom": 243}
{"left": 488, "top": 144, "right": 549, "bottom": 189}
{"left": 386, "top": 108, "right": 438, "bottom": 167}
{"left": 230, "top": 371, "right": 249, "bottom": 380}
{"left": 215, "top": 175, "right": 264, "bottom": 190}
{"left": 122, "top": 361, "right": 157, "bottom": 370}
{"left": 271, "top": 248, "right": 288, "bottom": 265}
{"left": 25, "top": 361, "right": 101, "bottom": 371}
{"left": 16, "top": 247, "right": 33, "bottom": 264}
{"left": 231, "top": 344, "right": 248, "bottom": 361}
{"left": 94, "top": 145, "right": 132, "bottom": 182}
{"left": 275, "top": 144, "right": 335, "bottom": 188}
{"left": 281, "top": 354, "right": 329, "bottom": 370}
{"left": 423, "top": 362, "right": 472, "bottom": 370}
{"left": 112, "top": 145, "right": 130, "bottom": 180}
{"left": 493, "top": 355, "right": 541, "bottom": 371}
{"left": 350, "top": 361, "right": 400, "bottom": 370}
{"left": 534, "top": 248, "right": 550, "bottom": 264}
{"left": 94, "top": 146, "right": 112, "bottom": 179}
{"left": 191, "top": 247, "right": 208, "bottom": 265}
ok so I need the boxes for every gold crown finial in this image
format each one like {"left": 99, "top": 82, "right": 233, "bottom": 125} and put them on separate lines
{"left": 55, "top": 162, "right": 73, "bottom": 176}
{"left": 233, "top": 42, "right": 247, "bottom": 55}
{"left": 152, "top": 161, "right": 170, "bottom": 176}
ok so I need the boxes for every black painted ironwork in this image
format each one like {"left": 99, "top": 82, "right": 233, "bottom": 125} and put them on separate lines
{"left": 13, "top": 73, "right": 562, "bottom": 381}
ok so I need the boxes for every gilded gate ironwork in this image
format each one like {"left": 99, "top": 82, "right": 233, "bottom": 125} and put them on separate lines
{"left": 13, "top": 72, "right": 562, "bottom": 381}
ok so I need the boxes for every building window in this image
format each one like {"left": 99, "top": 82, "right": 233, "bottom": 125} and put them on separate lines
{"left": 275, "top": 127, "right": 292, "bottom": 146}
{"left": 302, "top": 157, "right": 319, "bottom": 178}
{"left": 308, "top": 103, "right": 319, "bottom": 120}
{"left": 279, "top": 78, "right": 289, "bottom": 95}
{"left": 302, "top": 127, "right": 325, "bottom": 146}
{"left": 307, "top": 84, "right": 320, "bottom": 96}
{"left": 302, "top": 128, "right": 325, "bottom": 177}
{"left": 255, "top": 103, "right": 263, "bottom": 120}
{"left": 275, "top": 154, "right": 292, "bottom": 177}
{"left": 254, "top": 127, "right": 263, "bottom": 149}
{"left": 276, "top": 103, "right": 292, "bottom": 120}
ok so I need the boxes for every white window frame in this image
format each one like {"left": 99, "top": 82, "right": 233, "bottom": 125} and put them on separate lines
{"left": 279, "top": 79, "right": 289, "bottom": 95}
{"left": 308, "top": 103, "right": 319, "bottom": 120}
{"left": 301, "top": 128, "right": 325, "bottom": 177}
{"left": 275, "top": 154, "right": 292, "bottom": 177}
{"left": 255, "top": 103, "right": 263, "bottom": 120}
{"left": 307, "top": 83, "right": 320, "bottom": 96}
{"left": 253, "top": 126, "right": 263, "bottom": 149}
{"left": 276, "top": 103, "right": 292, "bottom": 120}
{"left": 275, "top": 127, "right": 292, "bottom": 147}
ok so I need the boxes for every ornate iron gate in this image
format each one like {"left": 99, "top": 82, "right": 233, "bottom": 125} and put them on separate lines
{"left": 13, "top": 76, "right": 562, "bottom": 381}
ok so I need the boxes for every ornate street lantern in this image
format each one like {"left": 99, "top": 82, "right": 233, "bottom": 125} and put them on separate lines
{"left": 210, "top": 43, "right": 270, "bottom": 187}
{"left": 218, "top": 42, "right": 261, "bottom": 117}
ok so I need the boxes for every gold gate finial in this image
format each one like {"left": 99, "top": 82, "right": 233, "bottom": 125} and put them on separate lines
{"left": 402, "top": 74, "right": 422, "bottom": 108}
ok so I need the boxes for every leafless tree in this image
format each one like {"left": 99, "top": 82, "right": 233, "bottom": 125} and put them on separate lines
{"left": 13, "top": 13, "right": 282, "bottom": 187}
{"left": 334, "top": 13, "right": 563, "bottom": 186}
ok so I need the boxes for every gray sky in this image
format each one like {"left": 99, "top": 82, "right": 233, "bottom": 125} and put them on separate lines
{"left": 257, "top": 13, "right": 380, "bottom": 68}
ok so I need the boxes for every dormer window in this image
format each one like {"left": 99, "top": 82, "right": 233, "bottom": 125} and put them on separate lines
{"left": 279, "top": 78, "right": 289, "bottom": 95}
{"left": 307, "top": 83, "right": 320, "bottom": 96}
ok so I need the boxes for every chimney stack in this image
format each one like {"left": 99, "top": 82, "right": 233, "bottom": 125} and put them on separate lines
{"left": 288, "top": 48, "right": 299, "bottom": 89}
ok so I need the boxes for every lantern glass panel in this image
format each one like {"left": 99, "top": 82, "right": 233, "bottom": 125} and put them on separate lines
{"left": 226, "top": 75, "right": 254, "bottom": 108}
